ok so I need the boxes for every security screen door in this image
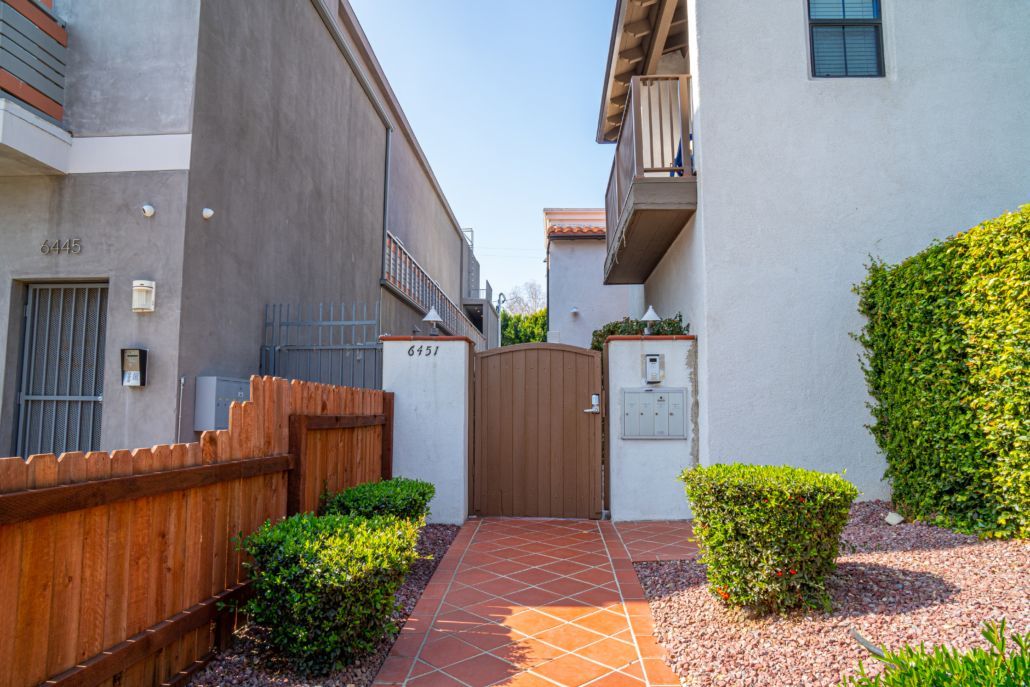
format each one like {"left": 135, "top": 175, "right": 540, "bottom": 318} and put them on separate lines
{"left": 16, "top": 283, "right": 108, "bottom": 457}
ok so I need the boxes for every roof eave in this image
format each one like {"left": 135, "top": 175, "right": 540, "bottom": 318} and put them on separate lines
{"left": 596, "top": 0, "right": 628, "bottom": 144}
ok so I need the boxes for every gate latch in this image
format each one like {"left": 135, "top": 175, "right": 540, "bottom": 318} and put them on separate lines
{"left": 583, "top": 393, "right": 601, "bottom": 414}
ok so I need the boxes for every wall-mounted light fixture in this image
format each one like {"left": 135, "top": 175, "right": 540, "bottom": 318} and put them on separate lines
{"left": 641, "top": 305, "right": 661, "bottom": 335}
{"left": 423, "top": 306, "right": 443, "bottom": 336}
{"left": 132, "top": 280, "right": 156, "bottom": 313}
{"left": 571, "top": 306, "right": 580, "bottom": 317}
{"left": 141, "top": 204, "right": 155, "bottom": 218}
{"left": 201, "top": 208, "right": 214, "bottom": 220}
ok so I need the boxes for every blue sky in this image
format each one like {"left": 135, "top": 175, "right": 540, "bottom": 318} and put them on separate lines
{"left": 349, "top": 0, "right": 616, "bottom": 302}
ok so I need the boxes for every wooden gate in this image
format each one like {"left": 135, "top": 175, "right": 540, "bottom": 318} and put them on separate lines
{"left": 473, "top": 343, "right": 602, "bottom": 519}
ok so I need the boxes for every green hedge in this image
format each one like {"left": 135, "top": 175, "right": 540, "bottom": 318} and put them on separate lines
{"left": 590, "top": 312, "right": 688, "bottom": 351}
{"left": 839, "top": 621, "right": 1028, "bottom": 686}
{"left": 240, "top": 514, "right": 420, "bottom": 675}
{"left": 679, "top": 463, "right": 857, "bottom": 613}
{"left": 321, "top": 477, "right": 435, "bottom": 521}
{"left": 855, "top": 205, "right": 1029, "bottom": 538}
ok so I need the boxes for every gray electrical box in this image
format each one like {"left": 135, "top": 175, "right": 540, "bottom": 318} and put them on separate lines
{"left": 194, "top": 376, "right": 250, "bottom": 432}
{"left": 622, "top": 388, "right": 688, "bottom": 439}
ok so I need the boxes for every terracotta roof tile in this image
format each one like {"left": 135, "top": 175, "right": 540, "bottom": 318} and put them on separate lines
{"left": 547, "top": 223, "right": 606, "bottom": 238}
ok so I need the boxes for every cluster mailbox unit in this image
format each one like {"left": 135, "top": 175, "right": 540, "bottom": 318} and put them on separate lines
{"left": 622, "top": 387, "right": 687, "bottom": 439}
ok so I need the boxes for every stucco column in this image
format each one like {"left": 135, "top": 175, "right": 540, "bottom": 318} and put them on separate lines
{"left": 606, "top": 335, "right": 698, "bottom": 521}
{"left": 381, "top": 336, "right": 472, "bottom": 524}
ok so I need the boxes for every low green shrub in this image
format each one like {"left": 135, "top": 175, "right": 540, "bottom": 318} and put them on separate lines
{"left": 240, "top": 513, "right": 420, "bottom": 674}
{"left": 321, "top": 477, "right": 435, "bottom": 521}
{"left": 590, "top": 312, "right": 688, "bottom": 351}
{"left": 839, "top": 621, "right": 1029, "bottom": 686}
{"left": 855, "top": 205, "right": 1029, "bottom": 538}
{"left": 679, "top": 463, "right": 858, "bottom": 612}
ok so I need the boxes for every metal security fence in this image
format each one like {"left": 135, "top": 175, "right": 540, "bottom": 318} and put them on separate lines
{"left": 260, "top": 303, "right": 382, "bottom": 389}
{"left": 16, "top": 283, "right": 108, "bottom": 457}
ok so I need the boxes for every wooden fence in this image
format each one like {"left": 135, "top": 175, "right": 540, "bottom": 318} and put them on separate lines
{"left": 0, "top": 376, "right": 394, "bottom": 687}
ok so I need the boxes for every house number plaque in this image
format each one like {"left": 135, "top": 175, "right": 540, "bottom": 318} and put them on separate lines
{"left": 40, "top": 238, "right": 82, "bottom": 255}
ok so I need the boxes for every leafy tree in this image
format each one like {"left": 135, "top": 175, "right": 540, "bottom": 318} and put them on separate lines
{"left": 501, "top": 309, "right": 547, "bottom": 346}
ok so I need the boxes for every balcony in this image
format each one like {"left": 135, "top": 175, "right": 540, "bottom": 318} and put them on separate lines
{"left": 604, "top": 74, "right": 697, "bottom": 284}
{"left": 384, "top": 232, "right": 487, "bottom": 348}
{"left": 0, "top": 0, "right": 70, "bottom": 175}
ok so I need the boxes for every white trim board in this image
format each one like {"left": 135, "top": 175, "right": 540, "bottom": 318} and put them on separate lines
{"left": 0, "top": 97, "right": 72, "bottom": 175}
{"left": 67, "top": 134, "right": 192, "bottom": 174}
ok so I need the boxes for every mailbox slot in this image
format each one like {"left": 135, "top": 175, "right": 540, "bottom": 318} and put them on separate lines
{"left": 121, "top": 348, "right": 148, "bottom": 387}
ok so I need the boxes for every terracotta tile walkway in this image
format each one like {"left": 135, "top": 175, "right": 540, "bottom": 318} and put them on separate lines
{"left": 612, "top": 522, "right": 697, "bottom": 562}
{"left": 375, "top": 519, "right": 680, "bottom": 687}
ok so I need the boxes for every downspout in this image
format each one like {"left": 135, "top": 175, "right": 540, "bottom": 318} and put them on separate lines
{"left": 378, "top": 128, "right": 392, "bottom": 340}
{"left": 545, "top": 239, "right": 551, "bottom": 338}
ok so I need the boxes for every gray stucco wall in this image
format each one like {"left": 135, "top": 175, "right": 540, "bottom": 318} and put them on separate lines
{"left": 174, "top": 0, "right": 388, "bottom": 440}
{"left": 386, "top": 138, "right": 464, "bottom": 304}
{"left": 0, "top": 171, "right": 189, "bottom": 454}
{"left": 381, "top": 290, "right": 428, "bottom": 340}
{"left": 53, "top": 0, "right": 201, "bottom": 136}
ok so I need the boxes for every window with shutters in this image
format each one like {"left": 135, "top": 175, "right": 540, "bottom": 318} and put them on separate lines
{"left": 809, "top": 0, "right": 884, "bottom": 77}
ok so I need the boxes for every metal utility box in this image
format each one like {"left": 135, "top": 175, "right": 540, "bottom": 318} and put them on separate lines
{"left": 622, "top": 387, "right": 688, "bottom": 439}
{"left": 194, "top": 376, "right": 250, "bottom": 432}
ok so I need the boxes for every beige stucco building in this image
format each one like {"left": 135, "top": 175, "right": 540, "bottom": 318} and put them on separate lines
{"left": 593, "top": 0, "right": 1030, "bottom": 498}
{"left": 544, "top": 209, "right": 644, "bottom": 349}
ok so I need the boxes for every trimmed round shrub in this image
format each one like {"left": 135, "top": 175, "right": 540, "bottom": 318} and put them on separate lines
{"left": 839, "top": 620, "right": 1028, "bottom": 686}
{"left": 679, "top": 463, "right": 858, "bottom": 613}
{"left": 240, "top": 513, "right": 420, "bottom": 675}
{"left": 321, "top": 477, "right": 435, "bottom": 521}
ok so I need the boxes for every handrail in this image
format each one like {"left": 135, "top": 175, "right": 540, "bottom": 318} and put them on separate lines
{"left": 383, "top": 232, "right": 487, "bottom": 347}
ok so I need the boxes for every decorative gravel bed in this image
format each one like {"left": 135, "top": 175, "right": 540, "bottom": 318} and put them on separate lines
{"left": 636, "top": 501, "right": 1030, "bottom": 687}
{"left": 189, "top": 524, "right": 460, "bottom": 687}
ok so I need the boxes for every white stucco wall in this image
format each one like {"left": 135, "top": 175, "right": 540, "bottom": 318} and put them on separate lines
{"left": 607, "top": 338, "right": 697, "bottom": 521}
{"left": 644, "top": 0, "right": 1030, "bottom": 499}
{"left": 548, "top": 239, "right": 645, "bottom": 348}
{"left": 382, "top": 338, "right": 470, "bottom": 524}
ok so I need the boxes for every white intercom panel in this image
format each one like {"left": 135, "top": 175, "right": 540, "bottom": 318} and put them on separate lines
{"left": 644, "top": 353, "right": 663, "bottom": 384}
{"left": 622, "top": 387, "right": 687, "bottom": 439}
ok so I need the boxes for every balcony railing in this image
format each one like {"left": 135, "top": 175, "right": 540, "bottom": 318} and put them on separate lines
{"left": 605, "top": 74, "right": 694, "bottom": 253}
{"left": 384, "top": 232, "right": 487, "bottom": 348}
{"left": 0, "top": 0, "right": 67, "bottom": 124}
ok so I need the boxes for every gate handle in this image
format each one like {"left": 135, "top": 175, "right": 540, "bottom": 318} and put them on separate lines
{"left": 583, "top": 393, "right": 601, "bottom": 414}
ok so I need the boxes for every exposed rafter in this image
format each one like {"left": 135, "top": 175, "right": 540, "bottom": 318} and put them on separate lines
{"left": 625, "top": 19, "right": 652, "bottom": 38}
{"left": 619, "top": 46, "right": 645, "bottom": 64}
{"left": 643, "top": 0, "right": 677, "bottom": 74}
{"left": 670, "top": 4, "right": 687, "bottom": 27}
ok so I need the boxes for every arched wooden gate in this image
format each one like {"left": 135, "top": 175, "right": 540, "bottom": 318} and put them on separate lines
{"left": 472, "top": 343, "right": 602, "bottom": 519}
